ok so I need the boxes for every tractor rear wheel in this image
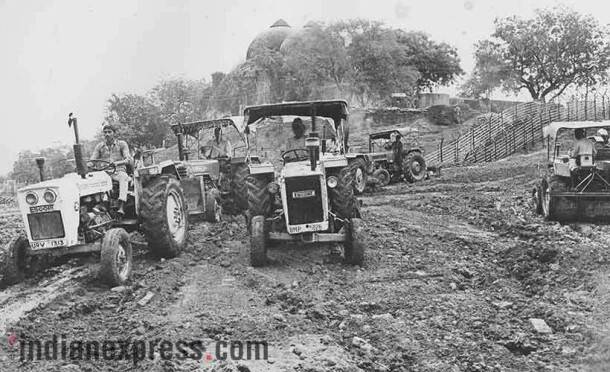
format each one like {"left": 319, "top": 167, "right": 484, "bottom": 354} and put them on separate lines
{"left": 542, "top": 176, "right": 568, "bottom": 221}
{"left": 231, "top": 163, "right": 250, "bottom": 212}
{"left": 0, "top": 235, "right": 29, "bottom": 287}
{"left": 329, "top": 167, "right": 359, "bottom": 219}
{"left": 344, "top": 218, "right": 365, "bottom": 266}
{"left": 403, "top": 152, "right": 427, "bottom": 183}
{"left": 372, "top": 168, "right": 390, "bottom": 187}
{"left": 250, "top": 215, "right": 268, "bottom": 267}
{"left": 247, "top": 175, "right": 271, "bottom": 217}
{"left": 100, "top": 228, "right": 133, "bottom": 286}
{"left": 350, "top": 158, "right": 368, "bottom": 195}
{"left": 141, "top": 176, "right": 189, "bottom": 258}
{"left": 204, "top": 190, "right": 222, "bottom": 222}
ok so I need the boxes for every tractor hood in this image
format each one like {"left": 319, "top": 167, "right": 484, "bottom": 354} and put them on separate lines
{"left": 19, "top": 171, "right": 112, "bottom": 197}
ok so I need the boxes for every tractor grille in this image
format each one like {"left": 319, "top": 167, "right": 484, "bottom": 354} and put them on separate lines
{"left": 27, "top": 211, "right": 65, "bottom": 240}
{"left": 177, "top": 166, "right": 188, "bottom": 178}
{"left": 285, "top": 176, "right": 323, "bottom": 225}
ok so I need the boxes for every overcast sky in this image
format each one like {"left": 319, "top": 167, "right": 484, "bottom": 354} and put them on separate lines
{"left": 0, "top": 0, "right": 608, "bottom": 175}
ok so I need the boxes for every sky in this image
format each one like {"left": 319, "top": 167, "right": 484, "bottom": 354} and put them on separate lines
{"left": 0, "top": 0, "right": 608, "bottom": 175}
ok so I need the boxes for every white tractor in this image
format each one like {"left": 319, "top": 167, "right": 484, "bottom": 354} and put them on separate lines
{"left": 0, "top": 114, "right": 189, "bottom": 287}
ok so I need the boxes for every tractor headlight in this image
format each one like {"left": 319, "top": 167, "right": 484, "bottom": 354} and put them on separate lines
{"left": 43, "top": 189, "right": 57, "bottom": 203}
{"left": 327, "top": 176, "right": 338, "bottom": 188}
{"left": 267, "top": 182, "right": 279, "bottom": 194}
{"left": 25, "top": 192, "right": 38, "bottom": 205}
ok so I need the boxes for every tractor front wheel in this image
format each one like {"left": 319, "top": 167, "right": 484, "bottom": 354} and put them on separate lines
{"left": 231, "top": 163, "right": 250, "bottom": 212}
{"left": 344, "top": 218, "right": 365, "bottom": 266}
{"left": 250, "top": 215, "right": 268, "bottom": 267}
{"left": 350, "top": 159, "right": 368, "bottom": 195}
{"left": 141, "top": 176, "right": 189, "bottom": 258}
{"left": 532, "top": 185, "right": 543, "bottom": 215}
{"left": 541, "top": 176, "right": 568, "bottom": 221}
{"left": 1, "top": 235, "right": 29, "bottom": 287}
{"left": 204, "top": 190, "right": 222, "bottom": 222}
{"left": 100, "top": 228, "right": 133, "bottom": 286}
{"left": 372, "top": 168, "right": 390, "bottom": 187}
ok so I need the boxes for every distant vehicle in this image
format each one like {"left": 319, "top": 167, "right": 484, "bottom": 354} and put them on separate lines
{"left": 348, "top": 127, "right": 427, "bottom": 192}
{"left": 533, "top": 121, "right": 610, "bottom": 221}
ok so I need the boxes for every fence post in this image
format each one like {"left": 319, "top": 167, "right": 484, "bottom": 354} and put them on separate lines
{"left": 594, "top": 94, "right": 598, "bottom": 121}
{"left": 472, "top": 129, "right": 476, "bottom": 163}
{"left": 439, "top": 138, "right": 444, "bottom": 163}
{"left": 455, "top": 135, "right": 459, "bottom": 163}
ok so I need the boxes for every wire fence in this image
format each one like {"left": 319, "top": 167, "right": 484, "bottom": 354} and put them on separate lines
{"left": 425, "top": 92, "right": 610, "bottom": 167}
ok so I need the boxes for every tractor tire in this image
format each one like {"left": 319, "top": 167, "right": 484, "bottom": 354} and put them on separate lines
{"left": 532, "top": 185, "right": 543, "bottom": 215}
{"left": 231, "top": 163, "right": 250, "bottom": 212}
{"left": 204, "top": 190, "right": 222, "bottom": 222}
{"left": 403, "top": 152, "right": 427, "bottom": 183}
{"left": 250, "top": 215, "right": 268, "bottom": 267}
{"left": 247, "top": 174, "right": 271, "bottom": 217}
{"left": 0, "top": 234, "right": 29, "bottom": 287}
{"left": 542, "top": 176, "right": 568, "bottom": 221}
{"left": 329, "top": 167, "right": 359, "bottom": 219}
{"left": 344, "top": 218, "right": 365, "bottom": 266}
{"left": 350, "top": 158, "right": 368, "bottom": 195}
{"left": 99, "top": 228, "right": 133, "bottom": 286}
{"left": 141, "top": 176, "right": 189, "bottom": 258}
{"left": 372, "top": 168, "right": 390, "bottom": 187}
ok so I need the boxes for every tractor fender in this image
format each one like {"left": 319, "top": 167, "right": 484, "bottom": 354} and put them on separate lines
{"left": 404, "top": 148, "right": 423, "bottom": 156}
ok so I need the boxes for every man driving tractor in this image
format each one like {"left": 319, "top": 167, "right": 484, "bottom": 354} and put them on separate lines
{"left": 90, "top": 123, "right": 132, "bottom": 215}
{"left": 202, "top": 126, "right": 232, "bottom": 159}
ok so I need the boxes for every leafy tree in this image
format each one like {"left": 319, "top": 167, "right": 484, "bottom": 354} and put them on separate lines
{"left": 394, "top": 30, "right": 464, "bottom": 92}
{"left": 460, "top": 40, "right": 508, "bottom": 99}
{"left": 474, "top": 6, "right": 610, "bottom": 101}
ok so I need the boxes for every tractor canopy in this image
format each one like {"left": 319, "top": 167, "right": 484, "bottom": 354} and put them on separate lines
{"left": 543, "top": 121, "right": 610, "bottom": 142}
{"left": 369, "top": 127, "right": 419, "bottom": 140}
{"left": 543, "top": 121, "right": 610, "bottom": 161}
{"left": 170, "top": 117, "right": 245, "bottom": 138}
{"left": 243, "top": 100, "right": 348, "bottom": 129}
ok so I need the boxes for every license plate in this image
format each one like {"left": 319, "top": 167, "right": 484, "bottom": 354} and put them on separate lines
{"left": 30, "top": 239, "right": 65, "bottom": 249}
{"left": 30, "top": 204, "right": 54, "bottom": 213}
{"left": 292, "top": 190, "right": 315, "bottom": 199}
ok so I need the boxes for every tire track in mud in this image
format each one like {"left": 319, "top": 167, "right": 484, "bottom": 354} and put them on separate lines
{"left": 0, "top": 267, "right": 88, "bottom": 335}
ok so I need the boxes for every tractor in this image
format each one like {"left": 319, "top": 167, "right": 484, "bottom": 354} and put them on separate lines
{"left": 0, "top": 114, "right": 189, "bottom": 287}
{"left": 533, "top": 121, "right": 610, "bottom": 221}
{"left": 242, "top": 100, "right": 366, "bottom": 267}
{"left": 169, "top": 117, "right": 257, "bottom": 218}
{"left": 348, "top": 127, "right": 427, "bottom": 192}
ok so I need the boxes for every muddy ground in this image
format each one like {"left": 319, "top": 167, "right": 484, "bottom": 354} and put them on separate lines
{"left": 1, "top": 151, "right": 610, "bottom": 371}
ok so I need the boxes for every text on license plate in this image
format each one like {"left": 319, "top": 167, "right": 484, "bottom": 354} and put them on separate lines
{"left": 292, "top": 190, "right": 315, "bottom": 199}
{"left": 30, "top": 239, "right": 65, "bottom": 249}
{"left": 30, "top": 204, "right": 54, "bottom": 213}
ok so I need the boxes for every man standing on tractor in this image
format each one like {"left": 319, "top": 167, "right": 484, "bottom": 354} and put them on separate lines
{"left": 91, "top": 123, "right": 132, "bottom": 215}
{"left": 203, "top": 126, "right": 232, "bottom": 159}
{"left": 392, "top": 133, "right": 403, "bottom": 174}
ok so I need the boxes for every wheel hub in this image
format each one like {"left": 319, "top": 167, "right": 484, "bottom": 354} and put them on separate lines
{"left": 166, "top": 190, "right": 186, "bottom": 243}
{"left": 115, "top": 243, "right": 129, "bottom": 281}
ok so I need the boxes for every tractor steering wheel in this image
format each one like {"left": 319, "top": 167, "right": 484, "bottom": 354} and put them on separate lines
{"left": 87, "top": 159, "right": 116, "bottom": 175}
{"left": 281, "top": 149, "right": 310, "bottom": 163}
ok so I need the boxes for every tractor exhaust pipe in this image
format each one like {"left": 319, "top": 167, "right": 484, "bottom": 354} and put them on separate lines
{"left": 35, "top": 157, "right": 45, "bottom": 182}
{"left": 68, "top": 113, "right": 87, "bottom": 178}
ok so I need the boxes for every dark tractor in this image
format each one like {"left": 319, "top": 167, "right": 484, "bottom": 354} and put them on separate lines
{"left": 169, "top": 117, "right": 258, "bottom": 218}
{"left": 242, "top": 100, "right": 366, "bottom": 267}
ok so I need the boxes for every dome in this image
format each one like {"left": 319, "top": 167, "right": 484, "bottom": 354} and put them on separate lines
{"left": 246, "top": 19, "right": 292, "bottom": 60}
{"left": 279, "top": 21, "right": 318, "bottom": 55}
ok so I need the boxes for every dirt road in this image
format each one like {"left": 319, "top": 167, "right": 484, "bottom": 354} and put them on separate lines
{"left": 1, "top": 150, "right": 609, "bottom": 371}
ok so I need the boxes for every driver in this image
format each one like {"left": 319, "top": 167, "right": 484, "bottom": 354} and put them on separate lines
{"left": 203, "top": 127, "right": 232, "bottom": 159}
{"left": 284, "top": 117, "right": 306, "bottom": 151}
{"left": 392, "top": 133, "right": 403, "bottom": 172}
{"left": 90, "top": 123, "right": 132, "bottom": 215}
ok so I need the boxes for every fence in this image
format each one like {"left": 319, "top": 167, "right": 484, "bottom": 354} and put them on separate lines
{"left": 425, "top": 93, "right": 610, "bottom": 167}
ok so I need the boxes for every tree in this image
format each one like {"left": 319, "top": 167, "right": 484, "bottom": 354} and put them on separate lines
{"left": 394, "top": 30, "right": 464, "bottom": 92}
{"left": 474, "top": 6, "right": 610, "bottom": 101}
{"left": 460, "top": 40, "right": 508, "bottom": 99}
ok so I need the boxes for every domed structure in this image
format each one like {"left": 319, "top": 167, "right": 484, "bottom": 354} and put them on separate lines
{"left": 279, "top": 21, "right": 317, "bottom": 55}
{"left": 246, "top": 19, "right": 293, "bottom": 60}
